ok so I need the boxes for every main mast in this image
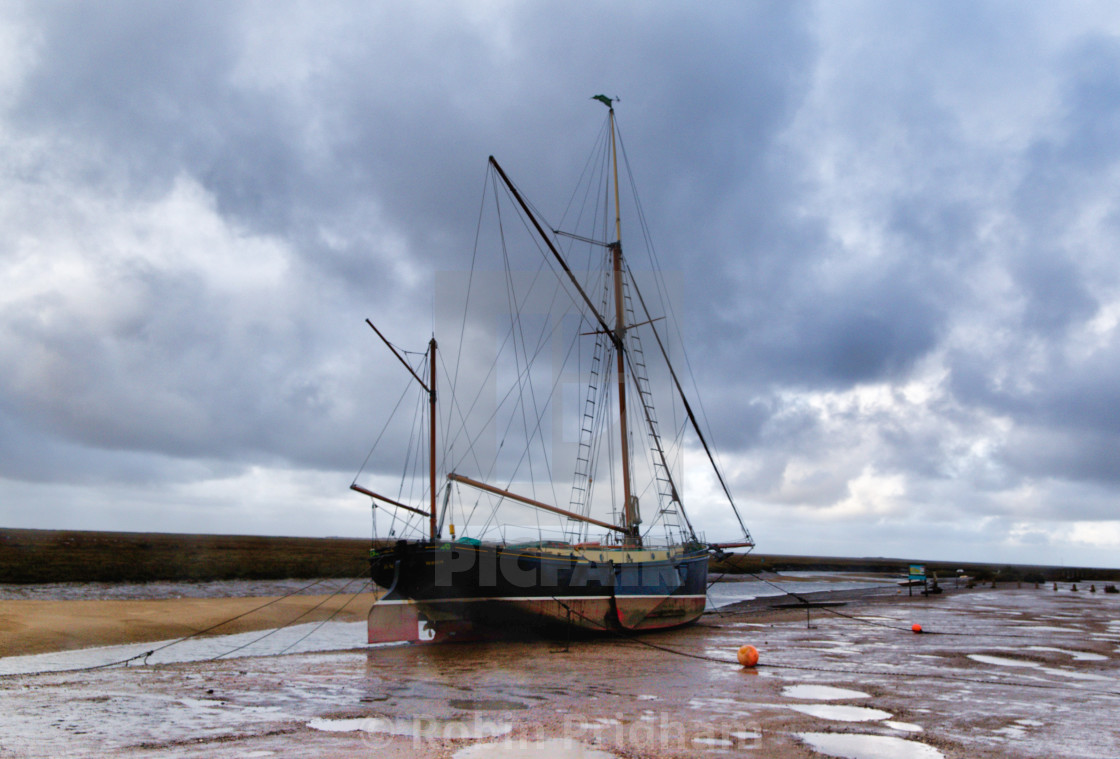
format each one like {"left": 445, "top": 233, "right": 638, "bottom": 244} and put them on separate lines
{"left": 428, "top": 337, "right": 437, "bottom": 540}
{"left": 601, "top": 98, "right": 640, "bottom": 547}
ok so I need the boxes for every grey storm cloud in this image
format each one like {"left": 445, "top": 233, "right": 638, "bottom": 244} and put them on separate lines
{"left": 2, "top": 1, "right": 1120, "bottom": 564}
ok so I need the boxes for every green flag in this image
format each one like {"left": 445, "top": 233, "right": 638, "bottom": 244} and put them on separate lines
{"left": 592, "top": 94, "right": 613, "bottom": 108}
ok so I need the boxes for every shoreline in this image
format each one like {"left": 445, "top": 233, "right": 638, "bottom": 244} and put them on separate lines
{"left": 1, "top": 575, "right": 1082, "bottom": 660}
{"left": 0, "top": 575, "right": 908, "bottom": 660}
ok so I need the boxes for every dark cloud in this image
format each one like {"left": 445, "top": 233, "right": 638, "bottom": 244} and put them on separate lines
{"left": 2, "top": 2, "right": 1120, "bottom": 563}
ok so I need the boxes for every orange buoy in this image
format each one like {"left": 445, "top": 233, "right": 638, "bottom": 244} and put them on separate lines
{"left": 911, "top": 623, "right": 923, "bottom": 634}
{"left": 737, "top": 645, "right": 759, "bottom": 667}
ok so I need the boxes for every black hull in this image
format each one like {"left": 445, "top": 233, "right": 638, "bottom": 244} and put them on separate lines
{"left": 367, "top": 540, "right": 708, "bottom": 641}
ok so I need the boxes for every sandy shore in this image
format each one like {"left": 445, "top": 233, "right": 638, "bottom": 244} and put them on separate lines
{"left": 0, "top": 593, "right": 378, "bottom": 657}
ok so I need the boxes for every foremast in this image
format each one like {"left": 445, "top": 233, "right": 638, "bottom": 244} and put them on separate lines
{"left": 352, "top": 325, "right": 438, "bottom": 541}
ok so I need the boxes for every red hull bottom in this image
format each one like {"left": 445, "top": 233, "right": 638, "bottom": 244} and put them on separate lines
{"left": 367, "top": 594, "right": 705, "bottom": 645}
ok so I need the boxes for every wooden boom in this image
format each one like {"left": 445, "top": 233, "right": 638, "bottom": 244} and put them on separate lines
{"left": 350, "top": 483, "right": 431, "bottom": 518}
{"left": 447, "top": 473, "right": 628, "bottom": 535}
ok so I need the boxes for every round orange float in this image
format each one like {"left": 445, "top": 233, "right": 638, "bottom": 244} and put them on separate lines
{"left": 737, "top": 644, "right": 759, "bottom": 667}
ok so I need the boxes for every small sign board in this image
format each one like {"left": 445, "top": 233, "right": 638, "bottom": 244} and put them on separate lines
{"left": 909, "top": 564, "right": 926, "bottom": 582}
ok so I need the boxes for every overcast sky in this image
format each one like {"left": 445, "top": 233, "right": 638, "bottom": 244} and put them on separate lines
{"left": 3, "top": 1, "right": 1120, "bottom": 567}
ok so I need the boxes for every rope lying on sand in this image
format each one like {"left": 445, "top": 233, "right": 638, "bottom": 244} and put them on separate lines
{"left": 79, "top": 577, "right": 339, "bottom": 671}
{"left": 0, "top": 578, "right": 372, "bottom": 677}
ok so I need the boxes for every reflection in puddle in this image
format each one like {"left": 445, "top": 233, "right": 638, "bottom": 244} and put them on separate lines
{"left": 1026, "top": 646, "right": 1108, "bottom": 661}
{"left": 781, "top": 685, "right": 870, "bottom": 700}
{"left": 448, "top": 698, "right": 528, "bottom": 711}
{"left": 788, "top": 704, "right": 892, "bottom": 722}
{"left": 797, "top": 731, "right": 945, "bottom": 758}
{"left": 454, "top": 739, "right": 617, "bottom": 759}
{"left": 1038, "top": 667, "right": 1112, "bottom": 682}
{"left": 308, "top": 715, "right": 512, "bottom": 740}
{"left": 885, "top": 720, "right": 923, "bottom": 732}
{"left": 967, "top": 654, "right": 1112, "bottom": 681}
{"left": 967, "top": 654, "right": 1039, "bottom": 668}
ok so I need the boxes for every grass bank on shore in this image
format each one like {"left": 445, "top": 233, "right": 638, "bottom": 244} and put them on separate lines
{"left": 0, "top": 528, "right": 370, "bottom": 583}
{"left": 3, "top": 527, "right": 1117, "bottom": 585}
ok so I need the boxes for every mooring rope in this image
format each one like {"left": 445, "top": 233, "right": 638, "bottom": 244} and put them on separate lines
{"left": 210, "top": 578, "right": 371, "bottom": 660}
{"left": 0, "top": 577, "right": 352, "bottom": 677}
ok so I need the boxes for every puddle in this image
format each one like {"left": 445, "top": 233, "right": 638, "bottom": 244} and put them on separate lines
{"left": 309, "top": 715, "right": 512, "bottom": 740}
{"left": 788, "top": 704, "right": 892, "bottom": 722}
{"left": 1026, "top": 646, "right": 1108, "bottom": 661}
{"left": 813, "top": 647, "right": 860, "bottom": 656}
{"left": 692, "top": 736, "right": 734, "bottom": 747}
{"left": 454, "top": 739, "right": 617, "bottom": 758}
{"left": 884, "top": 721, "right": 923, "bottom": 732}
{"left": 688, "top": 697, "right": 740, "bottom": 709}
{"left": 967, "top": 654, "right": 1040, "bottom": 668}
{"left": 1037, "top": 667, "right": 1113, "bottom": 682}
{"left": 448, "top": 699, "right": 528, "bottom": 711}
{"left": 781, "top": 685, "right": 870, "bottom": 701}
{"left": 796, "top": 732, "right": 945, "bottom": 758}
{"left": 967, "top": 654, "right": 1112, "bottom": 682}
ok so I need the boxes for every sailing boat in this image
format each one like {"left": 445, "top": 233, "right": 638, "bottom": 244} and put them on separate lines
{"left": 353, "top": 97, "right": 753, "bottom": 644}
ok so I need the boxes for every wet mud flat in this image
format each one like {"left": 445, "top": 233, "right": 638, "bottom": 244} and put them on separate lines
{"left": 1, "top": 586, "right": 1118, "bottom": 758}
